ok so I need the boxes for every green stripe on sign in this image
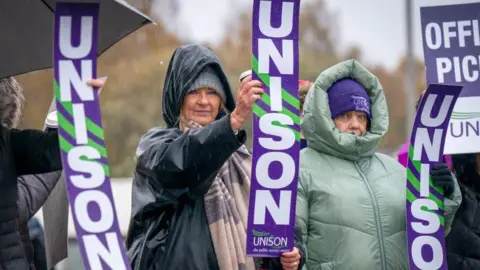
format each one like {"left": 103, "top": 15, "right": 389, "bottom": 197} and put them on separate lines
{"left": 54, "top": 81, "right": 110, "bottom": 177}
{"left": 55, "top": 107, "right": 107, "bottom": 159}
{"left": 260, "top": 94, "right": 300, "bottom": 124}
{"left": 103, "top": 164, "right": 110, "bottom": 177}
{"left": 88, "top": 139, "right": 107, "bottom": 158}
{"left": 253, "top": 104, "right": 300, "bottom": 141}
{"left": 252, "top": 55, "right": 300, "bottom": 109}
{"left": 57, "top": 112, "right": 76, "bottom": 140}
{"left": 408, "top": 144, "right": 443, "bottom": 194}
{"left": 86, "top": 119, "right": 105, "bottom": 140}
{"left": 54, "top": 80, "right": 105, "bottom": 140}
{"left": 406, "top": 168, "right": 420, "bottom": 194}
{"left": 58, "top": 134, "right": 110, "bottom": 177}
{"left": 406, "top": 188, "right": 417, "bottom": 203}
{"left": 59, "top": 134, "right": 73, "bottom": 153}
{"left": 407, "top": 168, "right": 444, "bottom": 210}
{"left": 407, "top": 189, "right": 445, "bottom": 226}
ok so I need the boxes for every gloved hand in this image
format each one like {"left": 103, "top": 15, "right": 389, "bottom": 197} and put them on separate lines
{"left": 430, "top": 163, "right": 455, "bottom": 198}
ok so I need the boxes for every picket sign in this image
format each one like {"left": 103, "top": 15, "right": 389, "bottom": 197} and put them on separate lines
{"left": 406, "top": 84, "right": 462, "bottom": 270}
{"left": 421, "top": 3, "right": 480, "bottom": 155}
{"left": 54, "top": 3, "right": 129, "bottom": 269}
{"left": 246, "top": 0, "right": 301, "bottom": 257}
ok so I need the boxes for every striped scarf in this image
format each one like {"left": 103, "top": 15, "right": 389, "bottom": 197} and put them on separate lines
{"left": 182, "top": 116, "right": 258, "bottom": 270}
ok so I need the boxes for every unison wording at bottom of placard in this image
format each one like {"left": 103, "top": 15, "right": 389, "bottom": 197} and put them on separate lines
{"left": 406, "top": 83, "right": 462, "bottom": 270}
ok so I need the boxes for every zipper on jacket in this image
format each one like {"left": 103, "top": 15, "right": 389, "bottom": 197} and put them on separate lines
{"left": 354, "top": 162, "right": 387, "bottom": 270}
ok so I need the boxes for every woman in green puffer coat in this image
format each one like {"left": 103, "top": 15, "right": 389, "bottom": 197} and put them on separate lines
{"left": 296, "top": 59, "right": 462, "bottom": 270}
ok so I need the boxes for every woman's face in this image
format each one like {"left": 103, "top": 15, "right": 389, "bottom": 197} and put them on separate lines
{"left": 334, "top": 111, "right": 368, "bottom": 136}
{"left": 181, "top": 88, "right": 221, "bottom": 126}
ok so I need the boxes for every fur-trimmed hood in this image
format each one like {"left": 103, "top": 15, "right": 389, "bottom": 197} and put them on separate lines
{"left": 0, "top": 77, "right": 24, "bottom": 128}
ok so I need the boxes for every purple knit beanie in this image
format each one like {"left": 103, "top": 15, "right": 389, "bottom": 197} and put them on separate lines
{"left": 327, "top": 78, "right": 371, "bottom": 120}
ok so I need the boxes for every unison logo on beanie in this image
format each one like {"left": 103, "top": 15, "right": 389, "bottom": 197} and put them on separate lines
{"left": 352, "top": 95, "right": 370, "bottom": 114}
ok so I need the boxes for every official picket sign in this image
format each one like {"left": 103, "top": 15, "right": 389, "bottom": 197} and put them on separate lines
{"left": 406, "top": 84, "right": 462, "bottom": 270}
{"left": 54, "top": 3, "right": 130, "bottom": 269}
{"left": 421, "top": 3, "right": 480, "bottom": 154}
{"left": 246, "top": 0, "right": 301, "bottom": 257}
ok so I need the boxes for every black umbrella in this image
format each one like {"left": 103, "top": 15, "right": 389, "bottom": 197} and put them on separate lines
{"left": 0, "top": 0, "right": 155, "bottom": 79}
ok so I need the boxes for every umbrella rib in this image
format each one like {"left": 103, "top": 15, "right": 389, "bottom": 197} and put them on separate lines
{"left": 41, "top": 0, "right": 54, "bottom": 13}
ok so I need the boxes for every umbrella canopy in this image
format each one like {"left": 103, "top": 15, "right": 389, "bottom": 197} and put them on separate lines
{"left": 0, "top": 0, "right": 154, "bottom": 79}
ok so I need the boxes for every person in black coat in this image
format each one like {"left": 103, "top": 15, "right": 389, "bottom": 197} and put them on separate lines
{"left": 446, "top": 153, "right": 480, "bottom": 269}
{"left": 0, "top": 77, "right": 61, "bottom": 270}
{"left": 0, "top": 76, "right": 102, "bottom": 270}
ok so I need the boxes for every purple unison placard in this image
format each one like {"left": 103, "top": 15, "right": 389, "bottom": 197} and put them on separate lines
{"left": 54, "top": 3, "right": 130, "bottom": 269}
{"left": 421, "top": 3, "right": 480, "bottom": 154}
{"left": 406, "top": 84, "right": 462, "bottom": 270}
{"left": 246, "top": 0, "right": 301, "bottom": 257}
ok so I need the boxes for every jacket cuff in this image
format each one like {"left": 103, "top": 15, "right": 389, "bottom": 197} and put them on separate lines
{"left": 226, "top": 113, "right": 247, "bottom": 144}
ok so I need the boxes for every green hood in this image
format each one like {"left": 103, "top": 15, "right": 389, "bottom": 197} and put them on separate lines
{"left": 301, "top": 59, "right": 389, "bottom": 161}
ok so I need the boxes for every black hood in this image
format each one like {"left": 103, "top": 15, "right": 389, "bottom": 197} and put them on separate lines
{"left": 162, "top": 44, "right": 236, "bottom": 128}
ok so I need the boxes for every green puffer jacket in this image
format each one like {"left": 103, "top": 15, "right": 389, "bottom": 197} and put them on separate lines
{"left": 297, "top": 60, "right": 462, "bottom": 270}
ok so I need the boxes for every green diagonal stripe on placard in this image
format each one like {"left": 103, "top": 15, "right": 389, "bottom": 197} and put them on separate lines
{"left": 59, "top": 133, "right": 73, "bottom": 153}
{"left": 408, "top": 144, "right": 443, "bottom": 194}
{"left": 406, "top": 188, "right": 417, "bottom": 203}
{"left": 57, "top": 111, "right": 76, "bottom": 140}
{"left": 406, "top": 168, "right": 419, "bottom": 193}
{"left": 89, "top": 139, "right": 107, "bottom": 157}
{"left": 54, "top": 80, "right": 110, "bottom": 177}
{"left": 259, "top": 94, "right": 300, "bottom": 124}
{"left": 58, "top": 133, "right": 110, "bottom": 177}
{"left": 407, "top": 168, "right": 444, "bottom": 210}
{"left": 86, "top": 120, "right": 105, "bottom": 140}
{"left": 407, "top": 189, "right": 445, "bottom": 226}
{"left": 252, "top": 55, "right": 300, "bottom": 110}
{"left": 54, "top": 80, "right": 107, "bottom": 158}
{"left": 54, "top": 80, "right": 105, "bottom": 140}
{"left": 57, "top": 110, "right": 107, "bottom": 158}
{"left": 253, "top": 104, "right": 300, "bottom": 141}
{"left": 250, "top": 55, "right": 300, "bottom": 125}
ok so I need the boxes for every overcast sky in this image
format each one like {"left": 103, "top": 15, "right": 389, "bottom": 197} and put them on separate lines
{"left": 151, "top": 0, "right": 480, "bottom": 70}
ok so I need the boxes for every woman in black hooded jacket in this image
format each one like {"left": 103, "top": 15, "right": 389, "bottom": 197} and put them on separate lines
{"left": 446, "top": 153, "right": 480, "bottom": 269}
{"left": 125, "top": 44, "right": 304, "bottom": 270}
